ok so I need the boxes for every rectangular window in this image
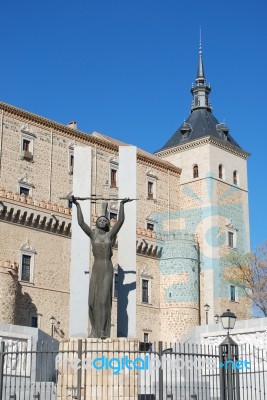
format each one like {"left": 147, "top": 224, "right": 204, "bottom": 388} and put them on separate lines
{"left": 68, "top": 199, "right": 73, "bottom": 209}
{"left": 70, "top": 154, "right": 74, "bottom": 168}
{"left": 147, "top": 222, "right": 154, "bottom": 231}
{"left": 147, "top": 181, "right": 153, "bottom": 199}
{"left": 144, "top": 333, "right": 149, "bottom": 343}
{"left": 139, "top": 336, "right": 151, "bottom": 352}
{"left": 114, "top": 273, "right": 118, "bottom": 298}
{"left": 110, "top": 212, "right": 118, "bottom": 221}
{"left": 31, "top": 316, "right": 38, "bottom": 328}
{"left": 193, "top": 165, "right": 199, "bottom": 179}
{"left": 233, "top": 171, "right": 238, "bottom": 185}
{"left": 21, "top": 135, "right": 34, "bottom": 161}
{"left": 21, "top": 254, "right": 31, "bottom": 281}
{"left": 230, "top": 285, "right": 236, "bottom": 301}
{"left": 22, "top": 139, "right": 30, "bottom": 151}
{"left": 20, "top": 186, "right": 30, "bottom": 196}
{"left": 142, "top": 279, "right": 149, "bottom": 303}
{"left": 70, "top": 154, "right": 74, "bottom": 169}
{"left": 139, "top": 341, "right": 150, "bottom": 352}
{"left": 228, "top": 232, "right": 234, "bottom": 247}
{"left": 219, "top": 165, "right": 223, "bottom": 179}
{"left": 110, "top": 168, "right": 117, "bottom": 187}
{"left": 69, "top": 151, "right": 74, "bottom": 174}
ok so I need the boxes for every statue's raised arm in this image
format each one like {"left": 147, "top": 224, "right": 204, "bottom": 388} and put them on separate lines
{"left": 110, "top": 198, "right": 132, "bottom": 239}
{"left": 71, "top": 195, "right": 93, "bottom": 239}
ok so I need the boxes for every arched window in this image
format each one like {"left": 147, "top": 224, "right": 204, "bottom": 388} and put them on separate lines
{"left": 233, "top": 170, "right": 238, "bottom": 185}
{"left": 219, "top": 164, "right": 223, "bottom": 179}
{"left": 193, "top": 164, "right": 198, "bottom": 179}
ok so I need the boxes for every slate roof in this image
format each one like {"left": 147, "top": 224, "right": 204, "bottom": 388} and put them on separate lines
{"left": 155, "top": 109, "right": 242, "bottom": 153}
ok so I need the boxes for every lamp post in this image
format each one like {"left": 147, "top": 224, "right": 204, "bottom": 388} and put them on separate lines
{"left": 219, "top": 309, "right": 240, "bottom": 400}
{"left": 158, "top": 342, "right": 173, "bottom": 400}
{"left": 220, "top": 309, "right": 236, "bottom": 334}
{"left": 214, "top": 314, "right": 220, "bottom": 324}
{"left": 50, "top": 316, "right": 56, "bottom": 337}
{"left": 204, "top": 303, "right": 210, "bottom": 325}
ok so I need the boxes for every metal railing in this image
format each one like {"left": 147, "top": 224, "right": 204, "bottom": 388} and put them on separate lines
{"left": 0, "top": 339, "right": 266, "bottom": 399}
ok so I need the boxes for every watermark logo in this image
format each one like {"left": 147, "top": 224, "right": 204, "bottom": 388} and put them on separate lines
{"left": 56, "top": 354, "right": 149, "bottom": 375}
{"left": 55, "top": 355, "right": 251, "bottom": 375}
{"left": 219, "top": 360, "right": 250, "bottom": 370}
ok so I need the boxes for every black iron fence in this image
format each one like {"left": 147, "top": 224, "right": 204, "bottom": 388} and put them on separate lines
{"left": 0, "top": 339, "right": 266, "bottom": 399}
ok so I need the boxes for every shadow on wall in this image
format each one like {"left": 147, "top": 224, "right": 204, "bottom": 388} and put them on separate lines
{"left": 15, "top": 283, "right": 37, "bottom": 327}
{"left": 117, "top": 265, "right": 136, "bottom": 337}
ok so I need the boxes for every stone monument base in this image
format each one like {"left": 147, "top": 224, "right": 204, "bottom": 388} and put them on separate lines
{"left": 57, "top": 338, "right": 140, "bottom": 400}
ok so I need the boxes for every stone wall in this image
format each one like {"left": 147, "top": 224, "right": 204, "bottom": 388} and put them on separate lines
{"left": 0, "top": 263, "right": 18, "bottom": 324}
{"left": 158, "top": 234, "right": 199, "bottom": 340}
{"left": 181, "top": 317, "right": 267, "bottom": 349}
{"left": 0, "top": 218, "right": 70, "bottom": 337}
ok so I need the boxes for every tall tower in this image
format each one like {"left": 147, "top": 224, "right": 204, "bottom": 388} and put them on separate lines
{"left": 155, "top": 42, "right": 251, "bottom": 325}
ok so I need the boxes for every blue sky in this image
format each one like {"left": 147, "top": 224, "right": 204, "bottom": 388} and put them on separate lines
{"left": 0, "top": 0, "right": 266, "bottom": 250}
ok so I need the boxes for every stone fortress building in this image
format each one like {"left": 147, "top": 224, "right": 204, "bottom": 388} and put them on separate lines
{"left": 0, "top": 43, "right": 251, "bottom": 342}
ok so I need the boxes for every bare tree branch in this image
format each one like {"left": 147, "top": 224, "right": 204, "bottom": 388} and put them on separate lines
{"left": 225, "top": 241, "right": 267, "bottom": 317}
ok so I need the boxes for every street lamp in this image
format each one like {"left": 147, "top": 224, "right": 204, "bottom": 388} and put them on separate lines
{"left": 220, "top": 309, "right": 236, "bottom": 334}
{"left": 219, "top": 309, "right": 240, "bottom": 400}
{"left": 204, "top": 303, "right": 210, "bottom": 325}
{"left": 50, "top": 316, "right": 56, "bottom": 337}
{"left": 214, "top": 314, "right": 220, "bottom": 324}
{"left": 158, "top": 342, "right": 173, "bottom": 400}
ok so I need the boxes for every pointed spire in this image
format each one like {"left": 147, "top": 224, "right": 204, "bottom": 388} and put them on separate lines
{"left": 191, "top": 32, "right": 211, "bottom": 112}
{"left": 197, "top": 28, "right": 205, "bottom": 81}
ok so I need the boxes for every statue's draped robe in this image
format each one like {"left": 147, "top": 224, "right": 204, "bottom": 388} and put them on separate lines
{"left": 89, "top": 231, "right": 113, "bottom": 338}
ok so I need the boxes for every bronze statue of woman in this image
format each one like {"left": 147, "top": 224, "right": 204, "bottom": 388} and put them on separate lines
{"left": 71, "top": 196, "right": 131, "bottom": 339}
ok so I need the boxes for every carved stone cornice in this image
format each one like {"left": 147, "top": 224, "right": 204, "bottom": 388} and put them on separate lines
{"left": 136, "top": 237, "right": 163, "bottom": 258}
{"left": 0, "top": 189, "right": 72, "bottom": 215}
{"left": 155, "top": 135, "right": 250, "bottom": 159}
{"left": 0, "top": 199, "right": 71, "bottom": 237}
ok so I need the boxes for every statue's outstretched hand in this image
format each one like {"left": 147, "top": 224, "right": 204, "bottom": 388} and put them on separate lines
{"left": 71, "top": 195, "right": 78, "bottom": 205}
{"left": 121, "top": 198, "right": 133, "bottom": 204}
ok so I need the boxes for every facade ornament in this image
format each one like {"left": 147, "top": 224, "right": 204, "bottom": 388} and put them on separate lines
{"left": 18, "top": 176, "right": 34, "bottom": 188}
{"left": 20, "top": 239, "right": 36, "bottom": 254}
{"left": 109, "top": 156, "right": 118, "bottom": 164}
{"left": 21, "top": 123, "right": 35, "bottom": 135}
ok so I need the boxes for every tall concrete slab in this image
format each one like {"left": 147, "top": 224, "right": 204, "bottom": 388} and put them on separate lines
{"left": 69, "top": 146, "right": 92, "bottom": 337}
{"left": 117, "top": 146, "right": 137, "bottom": 338}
